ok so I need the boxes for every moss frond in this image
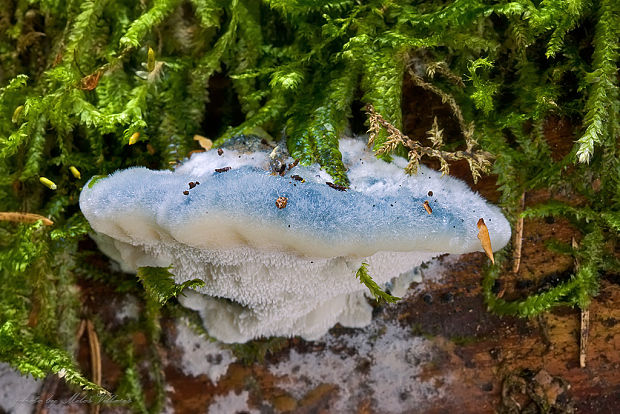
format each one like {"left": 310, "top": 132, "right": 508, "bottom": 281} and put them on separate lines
{"left": 356, "top": 262, "right": 400, "bottom": 304}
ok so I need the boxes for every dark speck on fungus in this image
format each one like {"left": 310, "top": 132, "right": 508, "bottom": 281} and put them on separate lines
{"left": 428, "top": 191, "right": 433, "bottom": 196}
{"left": 215, "top": 167, "right": 231, "bottom": 173}
{"left": 326, "top": 182, "right": 347, "bottom": 191}
{"left": 183, "top": 190, "right": 189, "bottom": 195}
{"left": 217, "top": 148, "right": 223, "bottom": 156}
{"left": 288, "top": 158, "right": 300, "bottom": 170}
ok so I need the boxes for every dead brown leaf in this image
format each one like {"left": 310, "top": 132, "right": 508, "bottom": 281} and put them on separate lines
{"left": 477, "top": 218, "right": 495, "bottom": 264}
{"left": 193, "top": 135, "right": 213, "bottom": 151}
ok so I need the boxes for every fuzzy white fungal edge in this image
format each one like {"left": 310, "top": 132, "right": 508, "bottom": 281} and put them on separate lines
{"left": 80, "top": 138, "right": 511, "bottom": 343}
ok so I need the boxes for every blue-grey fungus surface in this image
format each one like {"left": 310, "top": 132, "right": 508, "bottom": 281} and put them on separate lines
{"left": 80, "top": 138, "right": 511, "bottom": 343}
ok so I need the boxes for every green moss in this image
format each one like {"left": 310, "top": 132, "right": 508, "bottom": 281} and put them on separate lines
{"left": 449, "top": 335, "right": 479, "bottom": 346}
{"left": 229, "top": 337, "right": 289, "bottom": 365}
{"left": 356, "top": 262, "right": 400, "bottom": 304}
{"left": 410, "top": 323, "right": 435, "bottom": 341}
{"left": 87, "top": 175, "right": 108, "bottom": 188}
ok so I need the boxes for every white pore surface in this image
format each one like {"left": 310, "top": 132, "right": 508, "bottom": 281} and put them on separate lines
{"left": 80, "top": 137, "right": 511, "bottom": 343}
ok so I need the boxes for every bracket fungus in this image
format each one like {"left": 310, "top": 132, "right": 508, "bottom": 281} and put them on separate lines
{"left": 80, "top": 138, "right": 511, "bottom": 343}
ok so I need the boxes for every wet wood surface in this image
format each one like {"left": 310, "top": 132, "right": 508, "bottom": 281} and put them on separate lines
{"left": 68, "top": 245, "right": 620, "bottom": 413}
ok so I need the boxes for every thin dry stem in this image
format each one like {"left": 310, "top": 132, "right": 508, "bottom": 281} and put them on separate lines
{"left": 512, "top": 192, "right": 526, "bottom": 274}
{"left": 35, "top": 376, "right": 60, "bottom": 414}
{"left": 365, "top": 104, "right": 493, "bottom": 183}
{"left": 572, "top": 237, "right": 589, "bottom": 369}
{"left": 407, "top": 66, "right": 476, "bottom": 151}
{"left": 426, "top": 61, "right": 466, "bottom": 87}
{"left": 0, "top": 212, "right": 53, "bottom": 226}
{"left": 580, "top": 308, "right": 589, "bottom": 368}
{"left": 86, "top": 320, "right": 102, "bottom": 414}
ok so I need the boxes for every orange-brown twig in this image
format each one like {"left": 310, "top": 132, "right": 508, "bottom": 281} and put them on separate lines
{"left": 0, "top": 212, "right": 53, "bottom": 226}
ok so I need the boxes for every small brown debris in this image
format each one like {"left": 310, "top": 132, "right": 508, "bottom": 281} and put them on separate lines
{"left": 291, "top": 175, "right": 304, "bottom": 182}
{"left": 288, "top": 158, "right": 300, "bottom": 170}
{"left": 79, "top": 70, "right": 102, "bottom": 91}
{"left": 423, "top": 200, "right": 432, "bottom": 214}
{"left": 53, "top": 51, "right": 63, "bottom": 66}
{"left": 276, "top": 196, "right": 288, "bottom": 209}
{"left": 183, "top": 190, "right": 189, "bottom": 195}
{"left": 278, "top": 163, "right": 287, "bottom": 176}
{"left": 217, "top": 148, "right": 224, "bottom": 156}
{"left": 477, "top": 218, "right": 494, "bottom": 264}
{"left": 272, "top": 394, "right": 297, "bottom": 412}
{"left": 215, "top": 167, "right": 231, "bottom": 173}
{"left": 189, "top": 182, "right": 196, "bottom": 189}
{"left": 428, "top": 190, "right": 433, "bottom": 196}
{"left": 326, "top": 182, "right": 347, "bottom": 191}
{"left": 195, "top": 181, "right": 200, "bottom": 185}
{"left": 187, "top": 149, "right": 206, "bottom": 157}
{"left": 193, "top": 135, "right": 213, "bottom": 151}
